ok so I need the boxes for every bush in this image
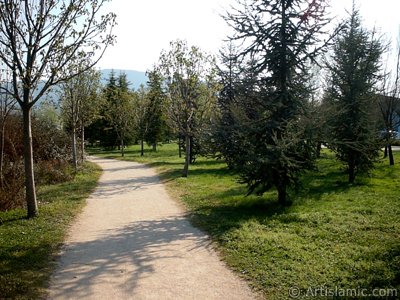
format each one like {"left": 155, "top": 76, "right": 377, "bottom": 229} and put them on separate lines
{"left": 0, "top": 161, "right": 25, "bottom": 211}
{"left": 35, "top": 160, "right": 73, "bottom": 185}
{"left": 0, "top": 112, "right": 73, "bottom": 211}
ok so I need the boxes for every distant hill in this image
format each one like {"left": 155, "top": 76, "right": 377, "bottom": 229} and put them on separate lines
{"left": 100, "top": 69, "right": 148, "bottom": 90}
{"left": 33, "top": 69, "right": 148, "bottom": 108}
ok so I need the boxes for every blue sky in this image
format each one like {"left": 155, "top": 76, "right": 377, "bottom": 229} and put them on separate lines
{"left": 98, "top": 0, "right": 400, "bottom": 72}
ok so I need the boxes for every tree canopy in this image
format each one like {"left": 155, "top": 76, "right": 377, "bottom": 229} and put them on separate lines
{"left": 219, "top": 0, "right": 333, "bottom": 205}
{"left": 324, "top": 8, "right": 384, "bottom": 183}
{"left": 0, "top": 0, "right": 115, "bottom": 218}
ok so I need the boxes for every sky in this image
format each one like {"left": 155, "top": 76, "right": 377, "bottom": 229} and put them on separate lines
{"left": 97, "top": 0, "right": 400, "bottom": 72}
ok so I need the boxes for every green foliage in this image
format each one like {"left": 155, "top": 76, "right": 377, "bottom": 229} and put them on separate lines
{"left": 90, "top": 144, "right": 400, "bottom": 300}
{"left": 0, "top": 111, "right": 74, "bottom": 211}
{"left": 0, "top": 0, "right": 115, "bottom": 218}
{"left": 156, "top": 40, "right": 219, "bottom": 176}
{"left": 143, "top": 69, "right": 168, "bottom": 149}
{"left": 219, "top": 0, "right": 332, "bottom": 204}
{"left": 60, "top": 67, "right": 102, "bottom": 169}
{"left": 88, "top": 71, "right": 135, "bottom": 151}
{"left": 325, "top": 8, "right": 384, "bottom": 183}
{"left": 0, "top": 162, "right": 101, "bottom": 299}
{"left": 60, "top": 68, "right": 102, "bottom": 132}
{"left": 132, "top": 85, "right": 150, "bottom": 147}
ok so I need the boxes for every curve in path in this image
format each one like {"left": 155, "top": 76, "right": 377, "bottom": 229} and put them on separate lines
{"left": 47, "top": 157, "right": 256, "bottom": 300}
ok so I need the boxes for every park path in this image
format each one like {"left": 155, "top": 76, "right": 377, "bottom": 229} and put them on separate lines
{"left": 47, "top": 157, "right": 256, "bottom": 300}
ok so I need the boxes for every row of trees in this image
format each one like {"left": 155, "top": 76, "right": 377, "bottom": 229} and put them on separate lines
{"left": 89, "top": 41, "right": 220, "bottom": 179}
{"left": 212, "top": 0, "right": 398, "bottom": 204}
{"left": 86, "top": 71, "right": 168, "bottom": 157}
{"left": 0, "top": 88, "right": 75, "bottom": 211}
{"left": 1, "top": 0, "right": 399, "bottom": 216}
{"left": 88, "top": 1, "right": 399, "bottom": 207}
{"left": 0, "top": 0, "right": 116, "bottom": 218}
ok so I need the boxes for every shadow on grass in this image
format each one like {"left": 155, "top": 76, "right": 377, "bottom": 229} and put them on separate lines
{"left": 0, "top": 215, "right": 27, "bottom": 226}
{"left": 188, "top": 195, "right": 287, "bottom": 240}
{"left": 186, "top": 166, "right": 234, "bottom": 178}
{"left": 88, "top": 146, "right": 179, "bottom": 159}
{"left": 298, "top": 169, "right": 354, "bottom": 201}
{"left": 180, "top": 167, "right": 363, "bottom": 243}
{"left": 0, "top": 244, "right": 52, "bottom": 299}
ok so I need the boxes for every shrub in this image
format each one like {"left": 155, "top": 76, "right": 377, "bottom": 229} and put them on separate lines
{"left": 0, "top": 112, "right": 73, "bottom": 211}
{"left": 35, "top": 159, "right": 73, "bottom": 185}
{"left": 0, "top": 161, "right": 25, "bottom": 211}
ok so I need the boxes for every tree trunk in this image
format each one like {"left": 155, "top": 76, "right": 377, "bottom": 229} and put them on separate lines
{"left": 316, "top": 142, "right": 321, "bottom": 158}
{"left": 189, "top": 136, "right": 194, "bottom": 164}
{"left": 182, "top": 135, "right": 190, "bottom": 177}
{"left": 141, "top": 139, "right": 144, "bottom": 156}
{"left": 22, "top": 106, "right": 38, "bottom": 218}
{"left": 277, "top": 174, "right": 288, "bottom": 206}
{"left": 348, "top": 162, "right": 356, "bottom": 184}
{"left": 277, "top": 187, "right": 287, "bottom": 206}
{"left": 384, "top": 144, "right": 388, "bottom": 158}
{"left": 0, "top": 122, "right": 5, "bottom": 188}
{"left": 388, "top": 144, "right": 394, "bottom": 166}
{"left": 121, "top": 137, "right": 125, "bottom": 157}
{"left": 178, "top": 137, "right": 182, "bottom": 158}
{"left": 80, "top": 122, "right": 85, "bottom": 163}
{"left": 72, "top": 126, "right": 78, "bottom": 172}
{"left": 152, "top": 143, "right": 157, "bottom": 151}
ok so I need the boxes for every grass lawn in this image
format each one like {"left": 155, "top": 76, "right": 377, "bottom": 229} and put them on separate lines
{"left": 0, "top": 162, "right": 101, "bottom": 299}
{"left": 91, "top": 144, "right": 400, "bottom": 299}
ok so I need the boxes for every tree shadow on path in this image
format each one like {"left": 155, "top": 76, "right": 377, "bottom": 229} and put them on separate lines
{"left": 50, "top": 216, "right": 212, "bottom": 299}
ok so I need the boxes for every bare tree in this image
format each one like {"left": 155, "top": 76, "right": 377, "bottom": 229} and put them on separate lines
{"left": 106, "top": 89, "right": 135, "bottom": 157}
{"left": 0, "top": 0, "right": 116, "bottom": 218}
{"left": 157, "top": 40, "right": 219, "bottom": 177}
{"left": 78, "top": 72, "right": 102, "bottom": 163}
{"left": 61, "top": 68, "right": 101, "bottom": 170}
{"left": 378, "top": 39, "right": 400, "bottom": 166}
{"left": 0, "top": 67, "right": 16, "bottom": 187}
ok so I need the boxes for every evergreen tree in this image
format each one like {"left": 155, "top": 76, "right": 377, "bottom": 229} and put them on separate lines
{"left": 144, "top": 69, "right": 167, "bottom": 151}
{"left": 325, "top": 8, "right": 384, "bottom": 183}
{"left": 105, "top": 72, "right": 135, "bottom": 156}
{"left": 87, "top": 70, "right": 118, "bottom": 149}
{"left": 87, "top": 71, "right": 134, "bottom": 152}
{"left": 132, "top": 85, "right": 149, "bottom": 156}
{"left": 222, "top": 0, "right": 333, "bottom": 205}
{"left": 212, "top": 44, "right": 240, "bottom": 166}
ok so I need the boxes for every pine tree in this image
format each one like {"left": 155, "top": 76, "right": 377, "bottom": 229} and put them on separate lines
{"left": 325, "top": 7, "right": 384, "bottom": 183}
{"left": 106, "top": 72, "right": 135, "bottom": 156}
{"left": 222, "top": 0, "right": 332, "bottom": 205}
{"left": 132, "top": 85, "right": 149, "bottom": 156}
{"left": 144, "top": 69, "right": 166, "bottom": 151}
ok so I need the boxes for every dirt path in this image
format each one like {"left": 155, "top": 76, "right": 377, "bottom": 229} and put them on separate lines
{"left": 47, "top": 157, "right": 256, "bottom": 300}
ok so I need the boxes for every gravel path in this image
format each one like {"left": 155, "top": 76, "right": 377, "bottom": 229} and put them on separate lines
{"left": 47, "top": 157, "right": 256, "bottom": 300}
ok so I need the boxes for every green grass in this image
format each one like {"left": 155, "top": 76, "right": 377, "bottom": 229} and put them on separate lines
{"left": 91, "top": 144, "right": 400, "bottom": 299}
{"left": 0, "top": 162, "right": 101, "bottom": 299}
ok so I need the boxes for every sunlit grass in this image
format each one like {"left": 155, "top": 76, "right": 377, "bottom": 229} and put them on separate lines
{"left": 0, "top": 162, "right": 101, "bottom": 299}
{"left": 91, "top": 144, "right": 400, "bottom": 299}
